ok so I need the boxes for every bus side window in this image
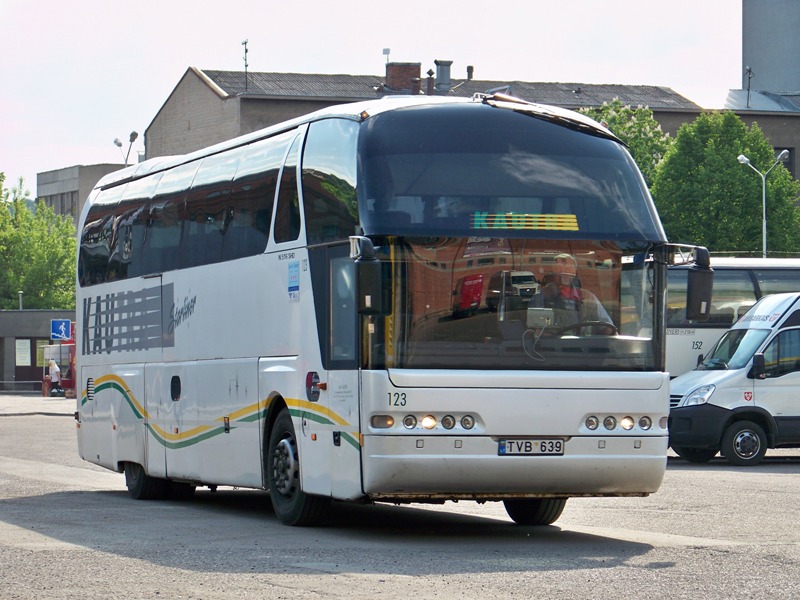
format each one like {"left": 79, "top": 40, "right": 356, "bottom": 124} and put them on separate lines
{"left": 181, "top": 148, "right": 243, "bottom": 269}
{"left": 274, "top": 135, "right": 302, "bottom": 244}
{"left": 301, "top": 119, "right": 359, "bottom": 245}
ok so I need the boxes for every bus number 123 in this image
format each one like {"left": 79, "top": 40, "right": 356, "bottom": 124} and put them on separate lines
{"left": 389, "top": 392, "right": 407, "bottom": 406}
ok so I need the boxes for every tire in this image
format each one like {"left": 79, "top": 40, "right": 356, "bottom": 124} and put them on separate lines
{"left": 671, "top": 446, "right": 718, "bottom": 463}
{"left": 720, "top": 420, "right": 768, "bottom": 466}
{"left": 267, "top": 409, "right": 330, "bottom": 526}
{"left": 124, "top": 462, "right": 168, "bottom": 500}
{"left": 503, "top": 498, "right": 568, "bottom": 526}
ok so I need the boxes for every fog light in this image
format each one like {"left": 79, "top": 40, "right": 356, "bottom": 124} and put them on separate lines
{"left": 370, "top": 415, "right": 394, "bottom": 428}
{"left": 441, "top": 415, "right": 456, "bottom": 430}
{"left": 403, "top": 415, "right": 417, "bottom": 429}
{"left": 639, "top": 416, "right": 652, "bottom": 430}
{"left": 659, "top": 416, "right": 668, "bottom": 429}
{"left": 621, "top": 416, "right": 635, "bottom": 430}
{"left": 586, "top": 416, "right": 599, "bottom": 430}
{"left": 603, "top": 416, "right": 617, "bottom": 430}
{"left": 421, "top": 415, "right": 437, "bottom": 429}
{"left": 461, "top": 415, "right": 475, "bottom": 430}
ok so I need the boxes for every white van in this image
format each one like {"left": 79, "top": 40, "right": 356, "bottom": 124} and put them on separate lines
{"left": 669, "top": 292, "right": 800, "bottom": 466}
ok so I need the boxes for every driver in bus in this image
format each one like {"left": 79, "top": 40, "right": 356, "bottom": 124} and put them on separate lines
{"left": 531, "top": 253, "right": 612, "bottom": 327}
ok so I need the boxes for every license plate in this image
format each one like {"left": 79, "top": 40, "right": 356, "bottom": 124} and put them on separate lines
{"left": 498, "top": 438, "right": 564, "bottom": 456}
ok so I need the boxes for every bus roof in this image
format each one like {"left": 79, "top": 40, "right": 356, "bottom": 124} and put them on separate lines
{"left": 94, "top": 94, "right": 619, "bottom": 192}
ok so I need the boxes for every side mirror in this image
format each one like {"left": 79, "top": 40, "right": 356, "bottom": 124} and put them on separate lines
{"left": 350, "top": 236, "right": 383, "bottom": 315}
{"left": 686, "top": 246, "right": 713, "bottom": 321}
{"left": 751, "top": 353, "right": 766, "bottom": 379}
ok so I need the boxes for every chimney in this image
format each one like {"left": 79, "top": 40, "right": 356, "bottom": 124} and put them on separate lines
{"left": 434, "top": 59, "right": 453, "bottom": 94}
{"left": 385, "top": 62, "right": 422, "bottom": 95}
{"left": 426, "top": 69, "right": 435, "bottom": 95}
{"left": 467, "top": 65, "right": 474, "bottom": 80}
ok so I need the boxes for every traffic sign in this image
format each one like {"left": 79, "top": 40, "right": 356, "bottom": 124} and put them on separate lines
{"left": 51, "top": 319, "right": 72, "bottom": 341}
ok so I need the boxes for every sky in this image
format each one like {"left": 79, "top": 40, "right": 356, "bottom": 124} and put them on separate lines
{"left": 0, "top": 0, "right": 743, "bottom": 194}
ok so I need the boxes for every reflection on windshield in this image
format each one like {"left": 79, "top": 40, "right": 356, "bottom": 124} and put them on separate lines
{"left": 365, "top": 237, "right": 658, "bottom": 371}
{"left": 700, "top": 329, "right": 769, "bottom": 370}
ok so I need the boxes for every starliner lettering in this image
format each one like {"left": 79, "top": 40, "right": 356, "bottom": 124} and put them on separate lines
{"left": 471, "top": 212, "right": 579, "bottom": 231}
{"left": 169, "top": 295, "right": 197, "bottom": 334}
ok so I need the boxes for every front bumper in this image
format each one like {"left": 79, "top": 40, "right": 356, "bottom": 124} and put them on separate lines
{"left": 668, "top": 404, "right": 732, "bottom": 448}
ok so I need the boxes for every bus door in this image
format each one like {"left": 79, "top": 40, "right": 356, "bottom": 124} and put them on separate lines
{"left": 319, "top": 250, "right": 362, "bottom": 499}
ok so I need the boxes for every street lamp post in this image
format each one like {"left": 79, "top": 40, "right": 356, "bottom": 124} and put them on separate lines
{"left": 737, "top": 149, "right": 790, "bottom": 258}
{"left": 113, "top": 131, "right": 139, "bottom": 166}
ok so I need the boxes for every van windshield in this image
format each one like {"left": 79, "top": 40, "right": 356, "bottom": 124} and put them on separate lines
{"left": 699, "top": 328, "right": 770, "bottom": 370}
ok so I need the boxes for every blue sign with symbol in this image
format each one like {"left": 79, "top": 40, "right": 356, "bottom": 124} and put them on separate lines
{"left": 51, "top": 319, "right": 72, "bottom": 341}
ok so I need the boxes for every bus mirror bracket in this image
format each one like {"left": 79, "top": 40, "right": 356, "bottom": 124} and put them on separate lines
{"left": 350, "top": 236, "right": 383, "bottom": 315}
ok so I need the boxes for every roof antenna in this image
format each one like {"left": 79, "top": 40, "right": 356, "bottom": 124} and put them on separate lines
{"left": 745, "top": 65, "right": 753, "bottom": 108}
{"left": 242, "top": 39, "right": 249, "bottom": 93}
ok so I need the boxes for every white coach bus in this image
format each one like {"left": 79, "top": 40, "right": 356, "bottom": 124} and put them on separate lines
{"left": 666, "top": 257, "right": 800, "bottom": 379}
{"left": 75, "top": 93, "right": 710, "bottom": 526}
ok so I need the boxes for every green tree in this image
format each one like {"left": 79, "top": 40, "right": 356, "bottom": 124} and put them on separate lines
{"left": 580, "top": 98, "right": 673, "bottom": 187}
{"left": 0, "top": 173, "right": 76, "bottom": 309}
{"left": 651, "top": 111, "right": 800, "bottom": 254}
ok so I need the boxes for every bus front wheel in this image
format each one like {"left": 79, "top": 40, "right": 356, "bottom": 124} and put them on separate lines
{"left": 503, "top": 497, "right": 567, "bottom": 526}
{"left": 267, "top": 408, "right": 330, "bottom": 526}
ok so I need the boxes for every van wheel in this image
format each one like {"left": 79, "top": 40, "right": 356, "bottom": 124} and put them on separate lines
{"left": 124, "top": 462, "right": 168, "bottom": 499}
{"left": 721, "top": 420, "right": 767, "bottom": 466}
{"left": 503, "top": 498, "right": 567, "bottom": 525}
{"left": 267, "top": 409, "right": 330, "bottom": 526}
{"left": 671, "top": 446, "right": 718, "bottom": 463}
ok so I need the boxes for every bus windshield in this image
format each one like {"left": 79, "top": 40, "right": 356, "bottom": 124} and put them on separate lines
{"left": 358, "top": 103, "right": 664, "bottom": 242}
{"left": 363, "top": 238, "right": 658, "bottom": 371}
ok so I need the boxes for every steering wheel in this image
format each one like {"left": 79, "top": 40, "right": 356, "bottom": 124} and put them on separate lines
{"left": 556, "top": 320, "right": 618, "bottom": 336}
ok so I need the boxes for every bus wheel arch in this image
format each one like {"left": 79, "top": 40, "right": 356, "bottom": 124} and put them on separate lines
{"left": 266, "top": 406, "right": 331, "bottom": 526}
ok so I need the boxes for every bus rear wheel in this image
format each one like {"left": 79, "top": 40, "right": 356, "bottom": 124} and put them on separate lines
{"left": 503, "top": 498, "right": 567, "bottom": 525}
{"left": 267, "top": 408, "right": 330, "bottom": 526}
{"left": 124, "top": 462, "right": 168, "bottom": 500}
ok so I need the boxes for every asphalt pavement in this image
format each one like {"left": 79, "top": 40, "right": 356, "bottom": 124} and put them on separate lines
{"left": 0, "top": 393, "right": 75, "bottom": 417}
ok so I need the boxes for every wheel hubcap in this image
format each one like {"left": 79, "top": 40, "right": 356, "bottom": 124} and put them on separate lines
{"left": 273, "top": 437, "right": 298, "bottom": 496}
{"left": 734, "top": 430, "right": 760, "bottom": 458}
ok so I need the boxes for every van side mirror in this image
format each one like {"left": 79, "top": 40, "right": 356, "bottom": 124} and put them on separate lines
{"left": 751, "top": 353, "right": 766, "bottom": 379}
{"left": 686, "top": 246, "right": 713, "bottom": 321}
{"left": 350, "top": 236, "right": 384, "bottom": 315}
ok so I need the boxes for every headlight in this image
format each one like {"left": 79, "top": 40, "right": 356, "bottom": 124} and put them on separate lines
{"left": 683, "top": 384, "right": 716, "bottom": 406}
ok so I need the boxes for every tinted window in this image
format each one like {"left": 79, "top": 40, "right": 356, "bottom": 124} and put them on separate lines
{"left": 274, "top": 135, "right": 302, "bottom": 243}
{"left": 181, "top": 149, "right": 243, "bottom": 269}
{"left": 667, "top": 268, "right": 757, "bottom": 325}
{"left": 79, "top": 184, "right": 126, "bottom": 286}
{"left": 358, "top": 103, "right": 663, "bottom": 241}
{"left": 110, "top": 174, "right": 161, "bottom": 280}
{"left": 144, "top": 161, "right": 200, "bottom": 274}
{"left": 222, "top": 131, "right": 292, "bottom": 260}
{"left": 302, "top": 119, "right": 359, "bottom": 244}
